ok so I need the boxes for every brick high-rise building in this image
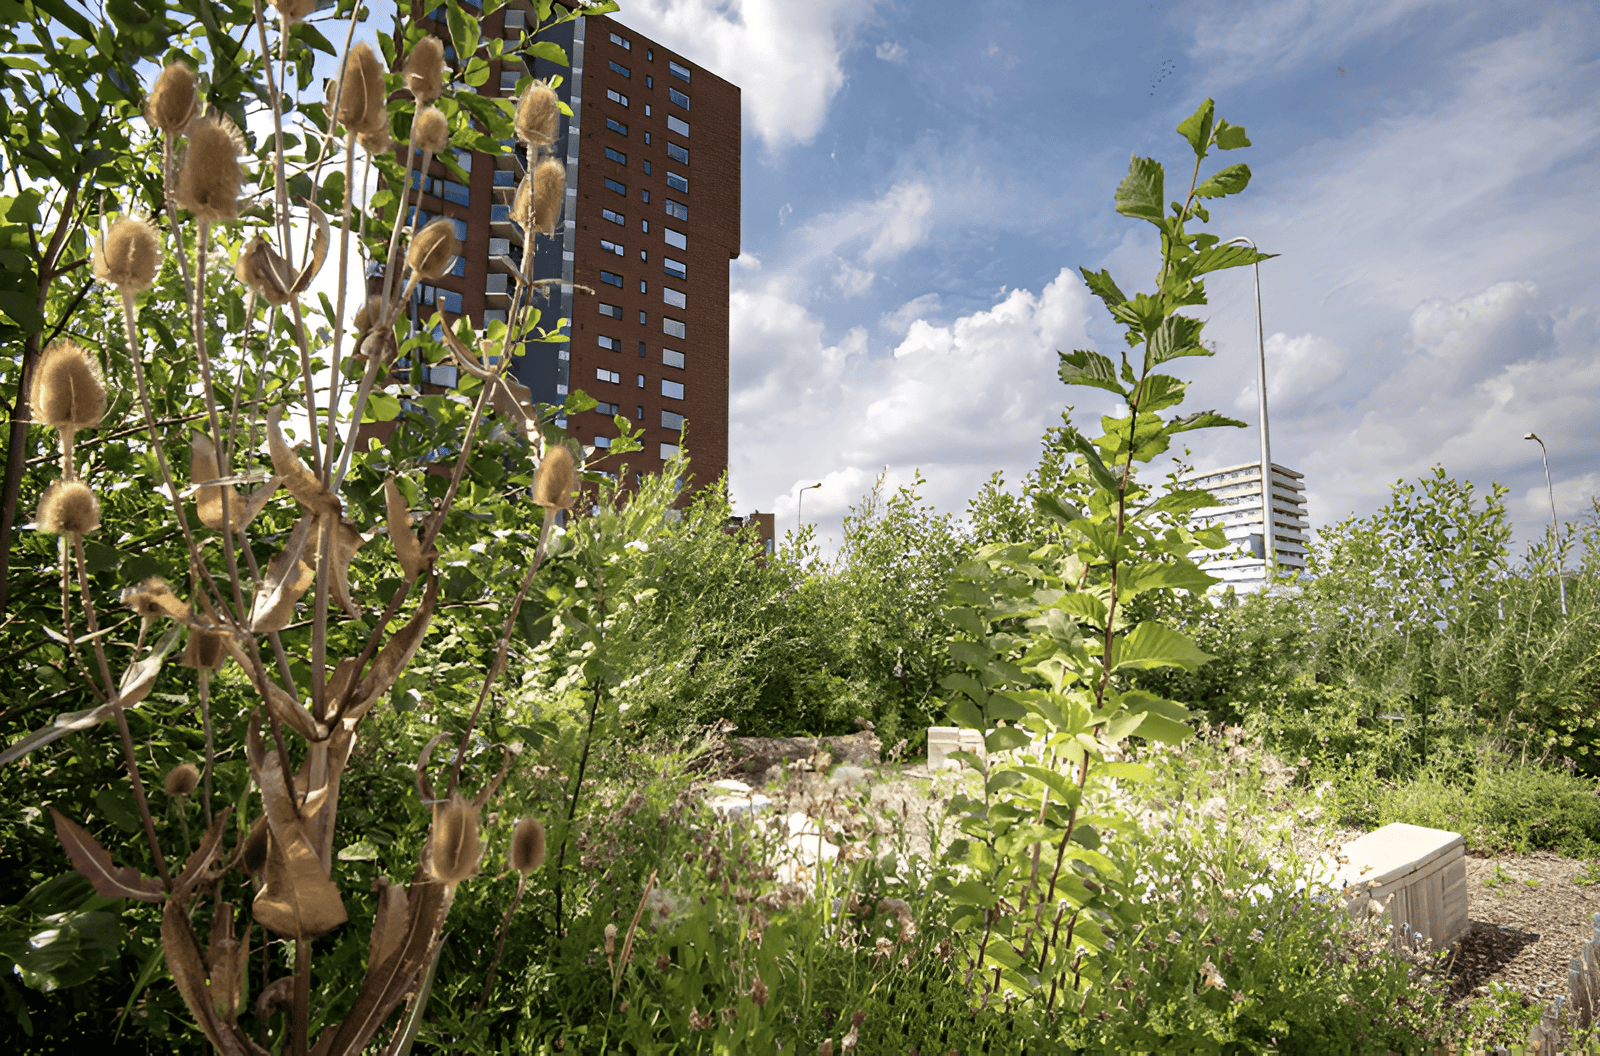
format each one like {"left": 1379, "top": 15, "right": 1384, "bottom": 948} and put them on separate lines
{"left": 392, "top": 6, "right": 739, "bottom": 499}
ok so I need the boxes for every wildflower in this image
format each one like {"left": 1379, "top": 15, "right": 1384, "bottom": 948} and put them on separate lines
{"left": 36, "top": 479, "right": 100, "bottom": 535}
{"left": 30, "top": 340, "right": 105, "bottom": 433}
{"left": 145, "top": 61, "right": 198, "bottom": 135}
{"left": 164, "top": 762, "right": 200, "bottom": 796}
{"left": 1198, "top": 957, "right": 1226, "bottom": 990}
{"left": 93, "top": 217, "right": 161, "bottom": 293}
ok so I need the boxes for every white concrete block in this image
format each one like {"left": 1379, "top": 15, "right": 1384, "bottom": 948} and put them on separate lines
{"left": 1334, "top": 822, "right": 1468, "bottom": 952}
{"left": 927, "top": 726, "right": 985, "bottom": 770}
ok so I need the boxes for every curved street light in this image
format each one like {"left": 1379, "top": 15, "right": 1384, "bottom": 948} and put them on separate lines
{"left": 797, "top": 481, "right": 821, "bottom": 535}
{"left": 1222, "top": 236, "right": 1274, "bottom": 579}
{"left": 1524, "top": 432, "right": 1567, "bottom": 616}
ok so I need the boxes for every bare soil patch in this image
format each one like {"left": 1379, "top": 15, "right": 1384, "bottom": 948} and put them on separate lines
{"left": 1447, "top": 852, "right": 1600, "bottom": 1005}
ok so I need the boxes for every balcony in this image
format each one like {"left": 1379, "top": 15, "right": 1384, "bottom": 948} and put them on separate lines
{"left": 488, "top": 237, "right": 521, "bottom": 276}
{"left": 489, "top": 203, "right": 521, "bottom": 237}
{"left": 485, "top": 271, "right": 512, "bottom": 307}
{"left": 493, "top": 138, "right": 527, "bottom": 175}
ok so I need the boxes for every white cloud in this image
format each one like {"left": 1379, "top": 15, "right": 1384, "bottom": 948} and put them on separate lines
{"left": 875, "top": 40, "right": 907, "bottom": 62}
{"left": 880, "top": 293, "right": 942, "bottom": 335}
{"left": 728, "top": 270, "right": 1098, "bottom": 546}
{"left": 603, "top": 0, "right": 880, "bottom": 149}
{"left": 862, "top": 182, "right": 935, "bottom": 263}
{"left": 833, "top": 260, "right": 876, "bottom": 298}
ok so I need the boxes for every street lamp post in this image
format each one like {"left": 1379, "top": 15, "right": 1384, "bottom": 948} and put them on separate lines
{"left": 1222, "top": 236, "right": 1275, "bottom": 581}
{"left": 797, "top": 482, "right": 821, "bottom": 535}
{"left": 1524, "top": 432, "right": 1567, "bottom": 616}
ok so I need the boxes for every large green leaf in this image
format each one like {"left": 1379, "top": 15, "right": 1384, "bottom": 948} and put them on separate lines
{"left": 1169, "top": 409, "right": 1247, "bottom": 434}
{"left": 1175, "top": 98, "right": 1215, "bottom": 159}
{"left": 1146, "top": 314, "right": 1207, "bottom": 365}
{"left": 1187, "top": 242, "right": 1275, "bottom": 278}
{"left": 1214, "top": 119, "right": 1251, "bottom": 150}
{"left": 1114, "top": 154, "right": 1164, "bottom": 225}
{"left": 1110, "top": 622, "right": 1213, "bottom": 672}
{"left": 1058, "top": 349, "right": 1125, "bottom": 396}
{"left": 1078, "top": 267, "right": 1126, "bottom": 310}
{"left": 1193, "top": 163, "right": 1251, "bottom": 199}
{"left": 446, "top": 0, "right": 481, "bottom": 64}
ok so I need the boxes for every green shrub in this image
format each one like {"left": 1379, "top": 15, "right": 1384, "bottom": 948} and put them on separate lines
{"left": 1369, "top": 763, "right": 1600, "bottom": 857}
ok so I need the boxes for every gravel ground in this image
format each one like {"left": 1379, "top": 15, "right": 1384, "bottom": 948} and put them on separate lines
{"left": 1451, "top": 852, "right": 1600, "bottom": 1004}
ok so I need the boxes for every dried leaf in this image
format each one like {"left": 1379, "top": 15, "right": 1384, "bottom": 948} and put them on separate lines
{"left": 256, "top": 976, "right": 293, "bottom": 1022}
{"left": 206, "top": 902, "right": 248, "bottom": 1019}
{"left": 162, "top": 899, "right": 263, "bottom": 1056}
{"left": 321, "top": 656, "right": 363, "bottom": 722}
{"left": 245, "top": 715, "right": 348, "bottom": 940}
{"left": 258, "top": 672, "right": 328, "bottom": 744}
{"left": 174, "top": 806, "right": 234, "bottom": 901}
{"left": 249, "top": 514, "right": 316, "bottom": 633}
{"left": 346, "top": 574, "right": 438, "bottom": 719}
{"left": 190, "top": 433, "right": 239, "bottom": 532}
{"left": 0, "top": 703, "right": 112, "bottom": 767}
{"left": 267, "top": 406, "right": 340, "bottom": 518}
{"left": 305, "top": 514, "right": 370, "bottom": 619}
{"left": 384, "top": 478, "right": 431, "bottom": 581}
{"left": 48, "top": 807, "right": 165, "bottom": 902}
{"left": 368, "top": 876, "right": 410, "bottom": 971}
{"left": 118, "top": 625, "right": 183, "bottom": 705}
{"left": 122, "top": 578, "right": 193, "bottom": 625}
{"left": 292, "top": 200, "right": 330, "bottom": 295}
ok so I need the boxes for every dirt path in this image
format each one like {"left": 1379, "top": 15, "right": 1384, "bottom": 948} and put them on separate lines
{"left": 1451, "top": 852, "right": 1600, "bottom": 1004}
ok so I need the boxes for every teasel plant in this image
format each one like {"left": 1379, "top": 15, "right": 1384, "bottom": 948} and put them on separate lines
{"left": 4, "top": 0, "right": 615, "bottom": 1050}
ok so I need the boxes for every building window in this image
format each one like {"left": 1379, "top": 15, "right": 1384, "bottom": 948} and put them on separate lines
{"left": 638, "top": 341, "right": 647, "bottom": 357}
{"left": 667, "top": 115, "right": 689, "bottom": 137}
{"left": 636, "top": 406, "right": 643, "bottom": 420}
{"left": 665, "top": 198, "right": 688, "bottom": 221}
{"left": 662, "top": 287, "right": 686, "bottom": 309}
{"left": 666, "top": 171, "right": 688, "bottom": 193}
{"left": 604, "top": 146, "right": 626, "bottom": 164}
{"left": 609, "top": 59, "right": 630, "bottom": 77}
{"left": 606, "top": 117, "right": 628, "bottom": 136}
{"left": 637, "top": 373, "right": 645, "bottom": 388}
{"left": 664, "top": 227, "right": 687, "bottom": 250}
{"left": 593, "top": 435, "right": 613, "bottom": 449}
{"left": 602, "top": 208, "right": 625, "bottom": 225}
{"left": 609, "top": 31, "right": 630, "bottom": 49}
{"left": 639, "top": 249, "right": 647, "bottom": 262}
{"left": 669, "top": 59, "right": 690, "bottom": 82}
{"left": 646, "top": 47, "right": 653, "bottom": 60}
{"left": 662, "top": 348, "right": 684, "bottom": 368}
{"left": 666, "top": 142, "right": 689, "bottom": 165}
{"left": 606, "top": 87, "right": 628, "bottom": 106}
{"left": 663, "top": 317, "right": 685, "bottom": 339}
{"left": 641, "top": 190, "right": 651, "bottom": 203}
{"left": 646, "top": 75, "right": 653, "bottom": 88}
{"left": 639, "top": 310, "right": 647, "bottom": 325}
{"left": 639, "top": 279, "right": 647, "bottom": 294}
{"left": 644, "top": 103, "right": 652, "bottom": 116}
{"left": 669, "top": 86, "right": 690, "bottom": 110}
{"left": 660, "top": 442, "right": 680, "bottom": 460}
{"left": 600, "top": 239, "right": 624, "bottom": 256}
{"left": 661, "top": 379, "right": 684, "bottom": 400}
{"left": 594, "top": 401, "right": 619, "bottom": 415}
{"left": 642, "top": 160, "right": 651, "bottom": 175}
{"left": 598, "top": 335, "right": 620, "bottom": 350}
{"left": 598, "top": 302, "right": 623, "bottom": 319}
{"left": 604, "top": 177, "right": 626, "bottom": 196}
{"left": 493, "top": 169, "right": 516, "bottom": 187}
{"left": 663, "top": 257, "right": 686, "bottom": 279}
{"left": 597, "top": 368, "right": 620, "bottom": 384}
{"left": 661, "top": 409, "right": 684, "bottom": 430}
{"left": 641, "top": 219, "right": 650, "bottom": 233}
{"left": 600, "top": 270, "right": 624, "bottom": 287}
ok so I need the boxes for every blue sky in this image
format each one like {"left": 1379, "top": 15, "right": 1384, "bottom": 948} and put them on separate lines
{"left": 611, "top": 0, "right": 1600, "bottom": 557}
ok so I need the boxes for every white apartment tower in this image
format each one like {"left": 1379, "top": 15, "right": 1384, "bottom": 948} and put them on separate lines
{"left": 1181, "top": 461, "right": 1310, "bottom": 588}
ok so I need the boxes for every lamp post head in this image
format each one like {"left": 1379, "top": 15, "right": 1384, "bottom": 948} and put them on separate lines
{"left": 1524, "top": 432, "right": 1539, "bottom": 442}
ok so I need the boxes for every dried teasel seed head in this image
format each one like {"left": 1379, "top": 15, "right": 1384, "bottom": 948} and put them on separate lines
{"left": 358, "top": 123, "right": 393, "bottom": 156}
{"left": 511, "top": 175, "right": 533, "bottom": 230}
{"left": 532, "top": 158, "right": 565, "bottom": 237}
{"left": 604, "top": 923, "right": 617, "bottom": 956}
{"left": 164, "top": 762, "right": 200, "bottom": 796}
{"left": 533, "top": 444, "right": 576, "bottom": 510}
{"left": 426, "top": 793, "right": 481, "bottom": 884}
{"left": 354, "top": 296, "right": 384, "bottom": 333}
{"left": 338, "top": 43, "right": 389, "bottom": 136}
{"left": 145, "top": 61, "right": 198, "bottom": 135}
{"left": 510, "top": 817, "right": 546, "bottom": 874}
{"left": 92, "top": 217, "right": 162, "bottom": 294}
{"left": 235, "top": 236, "right": 294, "bottom": 306}
{"left": 30, "top": 340, "right": 105, "bottom": 433}
{"left": 174, "top": 115, "right": 245, "bottom": 223}
{"left": 182, "top": 627, "right": 227, "bottom": 671}
{"left": 751, "top": 975, "right": 769, "bottom": 1006}
{"left": 514, "top": 80, "right": 560, "bottom": 148}
{"left": 269, "top": 0, "right": 316, "bottom": 26}
{"left": 37, "top": 479, "right": 101, "bottom": 535}
{"left": 406, "top": 218, "right": 459, "bottom": 281}
{"left": 405, "top": 34, "right": 446, "bottom": 103}
{"left": 412, "top": 105, "right": 449, "bottom": 155}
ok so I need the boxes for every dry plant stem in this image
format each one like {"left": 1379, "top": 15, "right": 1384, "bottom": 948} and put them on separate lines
{"left": 198, "top": 669, "right": 214, "bottom": 826}
{"left": 293, "top": 937, "right": 311, "bottom": 1056}
{"left": 373, "top": 139, "right": 420, "bottom": 326}
{"left": 321, "top": 128, "right": 357, "bottom": 488}
{"left": 474, "top": 873, "right": 527, "bottom": 1012}
{"left": 310, "top": 513, "right": 332, "bottom": 717}
{"left": 445, "top": 512, "right": 554, "bottom": 795}
{"left": 287, "top": 299, "right": 324, "bottom": 477}
{"left": 160, "top": 134, "right": 199, "bottom": 309}
{"left": 417, "top": 376, "right": 497, "bottom": 554}
{"left": 119, "top": 290, "right": 225, "bottom": 608}
{"left": 252, "top": 1, "right": 297, "bottom": 273}
{"left": 72, "top": 535, "right": 172, "bottom": 886}
{"left": 189, "top": 221, "right": 250, "bottom": 619}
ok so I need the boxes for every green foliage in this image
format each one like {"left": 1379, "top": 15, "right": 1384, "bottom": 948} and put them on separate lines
{"left": 1350, "top": 763, "right": 1600, "bottom": 857}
